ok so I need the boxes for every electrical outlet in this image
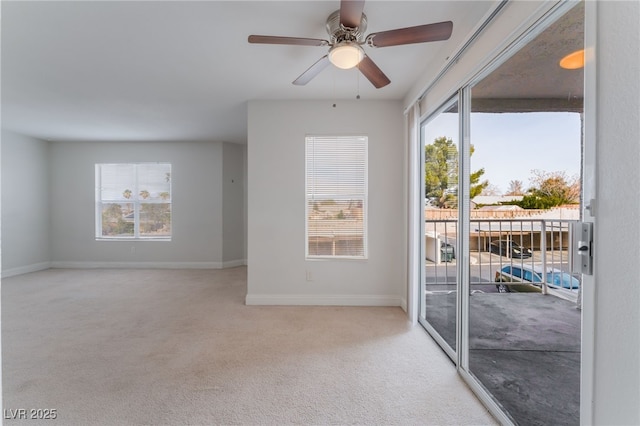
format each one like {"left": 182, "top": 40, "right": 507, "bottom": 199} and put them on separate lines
{"left": 306, "top": 270, "right": 313, "bottom": 281}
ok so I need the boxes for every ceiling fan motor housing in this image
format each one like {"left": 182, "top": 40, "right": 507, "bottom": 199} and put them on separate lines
{"left": 326, "top": 10, "right": 367, "bottom": 44}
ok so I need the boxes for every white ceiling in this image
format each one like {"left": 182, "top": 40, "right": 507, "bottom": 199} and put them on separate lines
{"left": 1, "top": 1, "right": 496, "bottom": 144}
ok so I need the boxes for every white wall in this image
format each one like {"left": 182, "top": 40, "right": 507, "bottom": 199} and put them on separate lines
{"left": 48, "top": 141, "right": 228, "bottom": 267}
{"left": 1, "top": 129, "right": 51, "bottom": 276}
{"left": 247, "top": 100, "right": 406, "bottom": 307}
{"left": 592, "top": 1, "right": 640, "bottom": 424}
{"left": 222, "top": 142, "right": 246, "bottom": 266}
{"left": 0, "top": 127, "right": 2, "bottom": 420}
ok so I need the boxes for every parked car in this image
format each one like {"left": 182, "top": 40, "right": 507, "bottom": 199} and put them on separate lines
{"left": 494, "top": 264, "right": 580, "bottom": 293}
{"left": 489, "top": 240, "right": 532, "bottom": 258}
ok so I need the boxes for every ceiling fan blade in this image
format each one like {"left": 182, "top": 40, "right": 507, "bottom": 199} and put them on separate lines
{"left": 340, "top": 0, "right": 365, "bottom": 29}
{"left": 367, "top": 21, "right": 453, "bottom": 47}
{"left": 248, "top": 35, "right": 328, "bottom": 46}
{"left": 293, "top": 55, "right": 331, "bottom": 86}
{"left": 357, "top": 55, "right": 390, "bottom": 89}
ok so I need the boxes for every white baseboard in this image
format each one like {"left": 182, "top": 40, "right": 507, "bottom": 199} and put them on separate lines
{"left": 399, "top": 297, "right": 408, "bottom": 313}
{"left": 222, "top": 259, "right": 247, "bottom": 268}
{"left": 50, "top": 261, "right": 231, "bottom": 269}
{"left": 2, "top": 262, "right": 52, "bottom": 278}
{"left": 3, "top": 260, "right": 247, "bottom": 278}
{"left": 245, "top": 293, "right": 404, "bottom": 307}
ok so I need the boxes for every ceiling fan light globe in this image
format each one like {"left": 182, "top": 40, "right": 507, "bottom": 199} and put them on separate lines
{"left": 328, "top": 43, "right": 364, "bottom": 69}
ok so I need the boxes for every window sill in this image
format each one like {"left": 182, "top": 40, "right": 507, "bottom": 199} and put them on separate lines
{"left": 96, "top": 237, "right": 172, "bottom": 242}
{"left": 306, "top": 256, "right": 368, "bottom": 261}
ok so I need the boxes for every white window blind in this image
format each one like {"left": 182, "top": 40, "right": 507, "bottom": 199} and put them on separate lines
{"left": 306, "top": 135, "right": 368, "bottom": 258}
{"left": 95, "top": 163, "right": 172, "bottom": 240}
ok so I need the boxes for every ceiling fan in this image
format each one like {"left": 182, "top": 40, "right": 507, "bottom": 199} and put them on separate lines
{"left": 248, "top": 0, "right": 453, "bottom": 89}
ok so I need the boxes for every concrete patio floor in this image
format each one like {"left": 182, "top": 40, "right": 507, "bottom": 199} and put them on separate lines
{"left": 423, "top": 292, "right": 580, "bottom": 425}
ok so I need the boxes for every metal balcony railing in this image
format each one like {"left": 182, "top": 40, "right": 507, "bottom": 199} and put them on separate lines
{"left": 425, "top": 219, "right": 580, "bottom": 303}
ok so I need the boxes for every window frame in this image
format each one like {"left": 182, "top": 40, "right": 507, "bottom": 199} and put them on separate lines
{"left": 95, "top": 162, "right": 172, "bottom": 241}
{"left": 305, "top": 135, "right": 368, "bottom": 260}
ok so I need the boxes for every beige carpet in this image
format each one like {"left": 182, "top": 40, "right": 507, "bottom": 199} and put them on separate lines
{"left": 2, "top": 267, "right": 495, "bottom": 425}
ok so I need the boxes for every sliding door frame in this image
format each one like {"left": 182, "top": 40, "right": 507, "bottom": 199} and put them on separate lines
{"left": 417, "top": 94, "right": 460, "bottom": 362}
{"left": 414, "top": 2, "right": 588, "bottom": 424}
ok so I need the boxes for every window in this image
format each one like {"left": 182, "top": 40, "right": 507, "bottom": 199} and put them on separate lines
{"left": 305, "top": 135, "right": 367, "bottom": 258}
{"left": 510, "top": 267, "right": 522, "bottom": 279}
{"left": 95, "top": 163, "right": 171, "bottom": 240}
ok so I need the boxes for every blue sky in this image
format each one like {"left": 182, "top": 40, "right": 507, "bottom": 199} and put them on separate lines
{"left": 423, "top": 111, "right": 581, "bottom": 194}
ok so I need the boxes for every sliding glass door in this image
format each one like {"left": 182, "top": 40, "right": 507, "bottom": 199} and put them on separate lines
{"left": 466, "top": 3, "right": 584, "bottom": 424}
{"left": 417, "top": 2, "right": 585, "bottom": 424}
{"left": 419, "top": 98, "right": 459, "bottom": 356}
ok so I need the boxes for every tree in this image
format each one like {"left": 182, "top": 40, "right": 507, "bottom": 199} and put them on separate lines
{"left": 424, "top": 137, "right": 456, "bottom": 208}
{"left": 503, "top": 170, "right": 580, "bottom": 209}
{"left": 121, "top": 189, "right": 134, "bottom": 215}
{"left": 505, "top": 180, "right": 524, "bottom": 196}
{"left": 511, "top": 194, "right": 558, "bottom": 209}
{"left": 101, "top": 203, "right": 133, "bottom": 236}
{"left": 141, "top": 203, "right": 171, "bottom": 234}
{"left": 528, "top": 170, "right": 580, "bottom": 204}
{"left": 424, "top": 136, "right": 488, "bottom": 208}
{"left": 470, "top": 168, "right": 489, "bottom": 198}
{"left": 480, "top": 183, "right": 502, "bottom": 196}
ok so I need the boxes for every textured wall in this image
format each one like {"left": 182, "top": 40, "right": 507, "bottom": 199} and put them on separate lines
{"left": 247, "top": 100, "right": 406, "bottom": 306}
{"left": 1, "top": 130, "right": 51, "bottom": 276}
{"left": 222, "top": 142, "right": 246, "bottom": 265}
{"left": 592, "top": 1, "right": 640, "bottom": 424}
{"left": 49, "top": 141, "right": 226, "bottom": 267}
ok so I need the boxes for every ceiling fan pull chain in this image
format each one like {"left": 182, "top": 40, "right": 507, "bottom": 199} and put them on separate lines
{"left": 332, "top": 68, "right": 337, "bottom": 108}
